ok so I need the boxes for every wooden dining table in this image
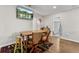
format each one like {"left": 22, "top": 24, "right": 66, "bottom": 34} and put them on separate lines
{"left": 20, "top": 29, "right": 48, "bottom": 36}
{"left": 19, "top": 29, "right": 48, "bottom": 52}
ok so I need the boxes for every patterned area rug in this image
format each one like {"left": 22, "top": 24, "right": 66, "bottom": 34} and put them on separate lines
{"left": 0, "top": 42, "right": 53, "bottom": 53}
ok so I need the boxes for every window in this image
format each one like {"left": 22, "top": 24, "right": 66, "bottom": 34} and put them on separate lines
{"left": 16, "top": 6, "right": 33, "bottom": 20}
{"left": 53, "top": 17, "right": 62, "bottom": 36}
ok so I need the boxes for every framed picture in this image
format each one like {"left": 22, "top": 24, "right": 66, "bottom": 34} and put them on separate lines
{"left": 16, "top": 6, "right": 33, "bottom": 20}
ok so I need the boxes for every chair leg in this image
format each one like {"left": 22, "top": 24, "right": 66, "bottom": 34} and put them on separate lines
{"left": 14, "top": 36, "right": 23, "bottom": 53}
{"left": 21, "top": 40, "right": 23, "bottom": 53}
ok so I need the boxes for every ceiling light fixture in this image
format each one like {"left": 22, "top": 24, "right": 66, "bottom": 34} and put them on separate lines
{"left": 53, "top": 6, "right": 56, "bottom": 9}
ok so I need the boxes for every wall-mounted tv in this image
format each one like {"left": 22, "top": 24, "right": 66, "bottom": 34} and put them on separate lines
{"left": 16, "top": 6, "right": 33, "bottom": 20}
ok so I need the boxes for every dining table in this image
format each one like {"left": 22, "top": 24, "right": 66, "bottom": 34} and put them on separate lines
{"left": 19, "top": 29, "right": 48, "bottom": 52}
{"left": 20, "top": 29, "right": 48, "bottom": 36}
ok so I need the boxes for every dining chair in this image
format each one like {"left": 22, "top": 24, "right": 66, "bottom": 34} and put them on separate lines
{"left": 29, "top": 32, "right": 42, "bottom": 53}
{"left": 39, "top": 29, "right": 51, "bottom": 43}
{"left": 37, "top": 30, "right": 51, "bottom": 50}
{"left": 14, "top": 36, "right": 23, "bottom": 53}
{"left": 30, "top": 30, "right": 52, "bottom": 53}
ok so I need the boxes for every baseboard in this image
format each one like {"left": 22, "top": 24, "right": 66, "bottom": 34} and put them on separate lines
{"left": 0, "top": 42, "right": 15, "bottom": 48}
{"left": 60, "top": 36, "right": 79, "bottom": 44}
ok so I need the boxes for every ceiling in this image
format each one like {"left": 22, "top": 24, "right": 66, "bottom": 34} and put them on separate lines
{"left": 29, "top": 5, "right": 79, "bottom": 16}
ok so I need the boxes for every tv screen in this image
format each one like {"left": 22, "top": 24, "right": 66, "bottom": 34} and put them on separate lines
{"left": 16, "top": 6, "right": 33, "bottom": 20}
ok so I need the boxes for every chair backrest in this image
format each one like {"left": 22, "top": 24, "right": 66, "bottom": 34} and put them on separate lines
{"left": 41, "top": 30, "right": 51, "bottom": 42}
{"left": 46, "top": 30, "right": 51, "bottom": 41}
{"left": 32, "top": 32, "right": 42, "bottom": 44}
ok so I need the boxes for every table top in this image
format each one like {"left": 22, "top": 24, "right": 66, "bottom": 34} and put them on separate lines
{"left": 20, "top": 29, "right": 48, "bottom": 36}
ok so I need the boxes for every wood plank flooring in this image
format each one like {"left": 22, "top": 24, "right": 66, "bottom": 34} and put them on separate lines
{"left": 60, "top": 39, "right": 79, "bottom": 53}
{"left": 48, "top": 36, "right": 79, "bottom": 53}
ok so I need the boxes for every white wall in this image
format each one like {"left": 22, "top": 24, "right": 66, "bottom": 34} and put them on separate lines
{"left": 42, "top": 16, "right": 54, "bottom": 36}
{"left": 33, "top": 12, "right": 43, "bottom": 30}
{"left": 43, "top": 8, "right": 79, "bottom": 42}
{"left": 0, "top": 5, "right": 33, "bottom": 47}
{"left": 0, "top": 5, "right": 43, "bottom": 47}
{"left": 53, "top": 8, "right": 79, "bottom": 42}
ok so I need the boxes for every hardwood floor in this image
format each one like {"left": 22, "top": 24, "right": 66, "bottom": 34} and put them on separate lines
{"left": 60, "top": 39, "right": 79, "bottom": 53}
{"left": 48, "top": 36, "right": 79, "bottom": 53}
{"left": 48, "top": 36, "right": 60, "bottom": 53}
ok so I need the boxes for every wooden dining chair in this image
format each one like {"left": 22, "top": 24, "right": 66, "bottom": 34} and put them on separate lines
{"left": 39, "top": 30, "right": 51, "bottom": 43}
{"left": 29, "top": 28, "right": 53, "bottom": 53}
{"left": 14, "top": 36, "right": 23, "bottom": 53}
{"left": 29, "top": 32, "right": 42, "bottom": 53}
{"left": 29, "top": 30, "right": 52, "bottom": 53}
{"left": 36, "top": 30, "right": 51, "bottom": 51}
